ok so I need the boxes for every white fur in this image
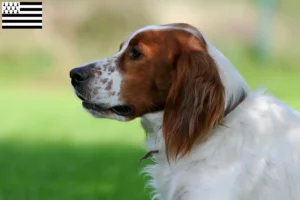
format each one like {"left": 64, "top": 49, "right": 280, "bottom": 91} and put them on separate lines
{"left": 140, "top": 37, "right": 300, "bottom": 199}
{"left": 142, "top": 90, "right": 300, "bottom": 200}
{"left": 74, "top": 57, "right": 126, "bottom": 120}
{"left": 206, "top": 42, "right": 250, "bottom": 109}
{"left": 93, "top": 57, "right": 122, "bottom": 106}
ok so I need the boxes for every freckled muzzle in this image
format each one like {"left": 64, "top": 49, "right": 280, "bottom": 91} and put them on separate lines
{"left": 70, "top": 61, "right": 134, "bottom": 117}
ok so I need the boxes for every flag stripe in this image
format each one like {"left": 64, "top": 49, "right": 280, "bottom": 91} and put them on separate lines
{"left": 2, "top": 20, "right": 42, "bottom": 23}
{"left": 19, "top": 11, "right": 43, "bottom": 14}
{"left": 19, "top": 5, "right": 42, "bottom": 8}
{"left": 2, "top": 17, "right": 42, "bottom": 20}
{"left": 2, "top": 23, "right": 42, "bottom": 26}
{"left": 2, "top": 26, "right": 42, "bottom": 29}
{"left": 2, "top": 14, "right": 42, "bottom": 17}
{"left": 20, "top": 2, "right": 42, "bottom": 5}
{"left": 20, "top": 8, "right": 42, "bottom": 11}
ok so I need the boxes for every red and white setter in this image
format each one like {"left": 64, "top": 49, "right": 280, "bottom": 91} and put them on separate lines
{"left": 70, "top": 23, "right": 300, "bottom": 200}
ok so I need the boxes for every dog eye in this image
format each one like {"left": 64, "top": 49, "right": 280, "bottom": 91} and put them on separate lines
{"left": 129, "top": 47, "right": 143, "bottom": 60}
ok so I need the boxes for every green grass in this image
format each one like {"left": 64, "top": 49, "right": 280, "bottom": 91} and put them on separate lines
{"left": 0, "top": 88, "right": 152, "bottom": 200}
{"left": 0, "top": 143, "right": 150, "bottom": 200}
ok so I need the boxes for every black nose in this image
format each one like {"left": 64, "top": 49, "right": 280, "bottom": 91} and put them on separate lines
{"left": 70, "top": 67, "right": 90, "bottom": 86}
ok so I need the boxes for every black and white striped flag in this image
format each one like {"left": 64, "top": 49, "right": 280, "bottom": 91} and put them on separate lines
{"left": 2, "top": 2, "right": 42, "bottom": 29}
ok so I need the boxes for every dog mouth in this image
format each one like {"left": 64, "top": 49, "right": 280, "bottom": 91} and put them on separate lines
{"left": 75, "top": 92, "right": 134, "bottom": 116}
{"left": 82, "top": 102, "right": 134, "bottom": 116}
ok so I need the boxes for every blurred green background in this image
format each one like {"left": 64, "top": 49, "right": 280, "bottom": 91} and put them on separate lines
{"left": 0, "top": 0, "right": 299, "bottom": 199}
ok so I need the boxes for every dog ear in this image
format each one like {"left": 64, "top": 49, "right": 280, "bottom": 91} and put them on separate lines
{"left": 163, "top": 47, "right": 225, "bottom": 160}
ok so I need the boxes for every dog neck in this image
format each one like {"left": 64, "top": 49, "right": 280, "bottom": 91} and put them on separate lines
{"left": 140, "top": 89, "right": 247, "bottom": 164}
{"left": 141, "top": 111, "right": 164, "bottom": 151}
{"left": 140, "top": 111, "right": 165, "bottom": 162}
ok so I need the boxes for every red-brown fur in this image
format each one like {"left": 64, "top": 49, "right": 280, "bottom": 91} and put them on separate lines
{"left": 163, "top": 49, "right": 225, "bottom": 160}
{"left": 119, "top": 24, "right": 225, "bottom": 160}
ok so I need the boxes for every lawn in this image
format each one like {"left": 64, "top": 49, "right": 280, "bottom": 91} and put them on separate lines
{"left": 0, "top": 88, "right": 152, "bottom": 200}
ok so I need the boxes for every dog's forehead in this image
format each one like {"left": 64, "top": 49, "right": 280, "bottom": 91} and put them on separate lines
{"left": 118, "top": 24, "right": 202, "bottom": 54}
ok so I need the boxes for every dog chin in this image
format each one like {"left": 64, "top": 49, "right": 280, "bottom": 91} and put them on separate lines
{"left": 83, "top": 107, "right": 129, "bottom": 121}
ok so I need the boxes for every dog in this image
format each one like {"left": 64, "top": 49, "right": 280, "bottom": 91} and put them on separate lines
{"left": 70, "top": 23, "right": 300, "bottom": 200}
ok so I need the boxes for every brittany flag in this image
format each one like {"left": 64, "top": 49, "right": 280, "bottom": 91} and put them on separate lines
{"left": 2, "top": 2, "right": 42, "bottom": 29}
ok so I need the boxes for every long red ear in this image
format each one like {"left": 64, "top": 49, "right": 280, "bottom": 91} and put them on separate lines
{"left": 163, "top": 50, "right": 225, "bottom": 160}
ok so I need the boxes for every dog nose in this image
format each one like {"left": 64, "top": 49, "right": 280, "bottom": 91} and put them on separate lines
{"left": 70, "top": 67, "right": 90, "bottom": 86}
